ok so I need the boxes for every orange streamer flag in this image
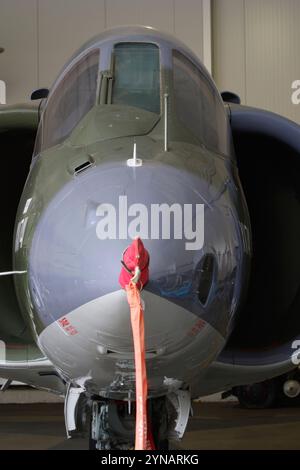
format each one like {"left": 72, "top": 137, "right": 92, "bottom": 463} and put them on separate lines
{"left": 126, "top": 280, "right": 148, "bottom": 450}
{"left": 119, "top": 238, "right": 154, "bottom": 450}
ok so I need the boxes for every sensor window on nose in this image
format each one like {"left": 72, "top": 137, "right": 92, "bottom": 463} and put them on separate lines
{"left": 196, "top": 254, "right": 215, "bottom": 306}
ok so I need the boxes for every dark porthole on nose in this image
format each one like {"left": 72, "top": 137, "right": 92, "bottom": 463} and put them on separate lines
{"left": 196, "top": 254, "right": 215, "bottom": 306}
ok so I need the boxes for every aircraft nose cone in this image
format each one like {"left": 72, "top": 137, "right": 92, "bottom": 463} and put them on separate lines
{"left": 29, "top": 160, "right": 241, "bottom": 393}
{"left": 29, "top": 162, "right": 209, "bottom": 325}
{"left": 28, "top": 160, "right": 238, "bottom": 334}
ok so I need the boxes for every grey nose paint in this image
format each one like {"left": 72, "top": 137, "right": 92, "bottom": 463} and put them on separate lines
{"left": 29, "top": 160, "right": 242, "bottom": 336}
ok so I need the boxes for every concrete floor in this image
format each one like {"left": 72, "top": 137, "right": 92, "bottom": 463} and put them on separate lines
{"left": 1, "top": 401, "right": 300, "bottom": 450}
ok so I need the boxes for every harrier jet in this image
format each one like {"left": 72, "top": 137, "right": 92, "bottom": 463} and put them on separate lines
{"left": 0, "top": 26, "right": 299, "bottom": 449}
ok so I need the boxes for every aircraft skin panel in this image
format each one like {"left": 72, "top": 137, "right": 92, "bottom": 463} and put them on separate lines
{"left": 25, "top": 155, "right": 248, "bottom": 337}
{"left": 194, "top": 357, "right": 297, "bottom": 398}
{"left": 0, "top": 357, "right": 65, "bottom": 395}
{"left": 0, "top": 103, "right": 38, "bottom": 130}
{"left": 38, "top": 289, "right": 225, "bottom": 399}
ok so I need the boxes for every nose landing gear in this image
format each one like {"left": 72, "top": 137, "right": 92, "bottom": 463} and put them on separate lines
{"left": 63, "top": 385, "right": 191, "bottom": 449}
{"left": 88, "top": 390, "right": 191, "bottom": 450}
{"left": 90, "top": 401, "right": 111, "bottom": 449}
{"left": 89, "top": 398, "right": 154, "bottom": 450}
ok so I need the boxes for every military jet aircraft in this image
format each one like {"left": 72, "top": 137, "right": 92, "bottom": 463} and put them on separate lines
{"left": 0, "top": 26, "right": 299, "bottom": 449}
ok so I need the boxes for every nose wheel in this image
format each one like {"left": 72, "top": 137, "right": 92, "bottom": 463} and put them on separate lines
{"left": 90, "top": 401, "right": 111, "bottom": 450}
{"left": 89, "top": 399, "right": 135, "bottom": 450}
{"left": 88, "top": 391, "right": 191, "bottom": 450}
{"left": 89, "top": 397, "right": 172, "bottom": 450}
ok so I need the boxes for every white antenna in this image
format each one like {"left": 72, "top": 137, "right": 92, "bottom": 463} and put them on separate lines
{"left": 0, "top": 271, "right": 27, "bottom": 277}
{"left": 127, "top": 140, "right": 142, "bottom": 167}
{"left": 0, "top": 48, "right": 6, "bottom": 105}
{"left": 164, "top": 93, "right": 169, "bottom": 152}
{"left": 0, "top": 80, "right": 6, "bottom": 105}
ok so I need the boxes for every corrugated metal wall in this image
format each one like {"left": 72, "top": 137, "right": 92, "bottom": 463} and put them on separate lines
{"left": 0, "top": 0, "right": 206, "bottom": 104}
{"left": 213, "top": 0, "right": 300, "bottom": 123}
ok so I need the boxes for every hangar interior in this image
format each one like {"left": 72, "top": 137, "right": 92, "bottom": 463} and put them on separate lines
{"left": 1, "top": 0, "right": 300, "bottom": 124}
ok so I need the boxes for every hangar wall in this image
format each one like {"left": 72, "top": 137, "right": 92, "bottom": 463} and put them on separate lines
{"left": 0, "top": 0, "right": 209, "bottom": 105}
{"left": 212, "top": 0, "right": 300, "bottom": 124}
{"left": 1, "top": 0, "right": 300, "bottom": 123}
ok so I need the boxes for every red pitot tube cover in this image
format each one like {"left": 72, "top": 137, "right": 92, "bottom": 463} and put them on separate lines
{"left": 119, "top": 238, "right": 149, "bottom": 290}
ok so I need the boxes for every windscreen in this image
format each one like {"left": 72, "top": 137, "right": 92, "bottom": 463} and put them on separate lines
{"left": 112, "top": 43, "right": 160, "bottom": 115}
{"left": 34, "top": 49, "right": 100, "bottom": 155}
{"left": 173, "top": 50, "right": 229, "bottom": 155}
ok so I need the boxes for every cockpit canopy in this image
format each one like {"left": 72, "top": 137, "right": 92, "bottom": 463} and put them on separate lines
{"left": 34, "top": 26, "right": 230, "bottom": 157}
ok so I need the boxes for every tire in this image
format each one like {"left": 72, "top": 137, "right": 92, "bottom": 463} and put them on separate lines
{"left": 149, "top": 397, "right": 169, "bottom": 449}
{"left": 157, "top": 438, "right": 169, "bottom": 450}
{"left": 236, "top": 379, "right": 278, "bottom": 409}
